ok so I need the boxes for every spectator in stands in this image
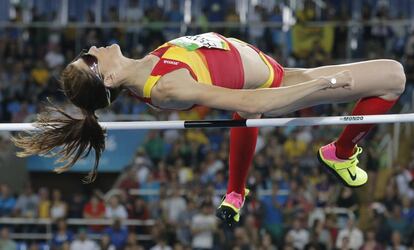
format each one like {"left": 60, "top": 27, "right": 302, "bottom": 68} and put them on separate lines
{"left": 224, "top": 4, "right": 240, "bottom": 38}
{"left": 140, "top": 172, "right": 161, "bottom": 203}
{"left": 134, "top": 148, "right": 153, "bottom": 171}
{"left": 285, "top": 179, "right": 313, "bottom": 216}
{"left": 116, "top": 167, "right": 139, "bottom": 192}
{"left": 123, "top": 0, "right": 143, "bottom": 22}
{"left": 336, "top": 187, "right": 359, "bottom": 213}
{"left": 37, "top": 187, "right": 51, "bottom": 219}
{"left": 370, "top": 4, "right": 393, "bottom": 58}
{"left": 163, "top": 186, "right": 187, "bottom": 224}
{"left": 335, "top": 218, "right": 363, "bottom": 250}
{"left": 0, "top": 227, "right": 17, "bottom": 250}
{"left": 28, "top": 242, "right": 41, "bottom": 250}
{"left": 98, "top": 234, "right": 116, "bottom": 250}
{"left": 365, "top": 137, "right": 382, "bottom": 196}
{"left": 0, "top": 184, "right": 16, "bottom": 217}
{"left": 106, "top": 6, "right": 119, "bottom": 22}
{"left": 70, "top": 228, "right": 98, "bottom": 250}
{"left": 260, "top": 182, "right": 286, "bottom": 242}
{"left": 401, "top": 197, "right": 414, "bottom": 224}
{"left": 200, "top": 152, "right": 224, "bottom": 184}
{"left": 310, "top": 219, "right": 332, "bottom": 249}
{"left": 386, "top": 205, "right": 409, "bottom": 237}
{"left": 30, "top": 60, "right": 50, "bottom": 87}
{"left": 62, "top": 241, "right": 71, "bottom": 250}
{"left": 369, "top": 207, "right": 392, "bottom": 246}
{"left": 150, "top": 237, "right": 172, "bottom": 250}
{"left": 105, "top": 195, "right": 128, "bottom": 220}
{"left": 259, "top": 232, "right": 277, "bottom": 250}
{"left": 164, "top": 0, "right": 183, "bottom": 41}
{"left": 338, "top": 236, "right": 352, "bottom": 250}
{"left": 51, "top": 219, "right": 74, "bottom": 249}
{"left": 50, "top": 189, "right": 68, "bottom": 219}
{"left": 283, "top": 232, "right": 296, "bottom": 249}
{"left": 144, "top": 131, "right": 165, "bottom": 164}
{"left": 14, "top": 184, "right": 39, "bottom": 218}
{"left": 125, "top": 232, "right": 144, "bottom": 250}
{"left": 247, "top": 5, "right": 265, "bottom": 47}
{"left": 283, "top": 130, "right": 308, "bottom": 162}
{"left": 395, "top": 164, "right": 414, "bottom": 200}
{"left": 382, "top": 183, "right": 402, "bottom": 212}
{"left": 387, "top": 231, "right": 407, "bottom": 250}
{"left": 104, "top": 219, "right": 129, "bottom": 250}
{"left": 7, "top": 62, "right": 26, "bottom": 100}
{"left": 286, "top": 217, "right": 310, "bottom": 250}
{"left": 67, "top": 192, "right": 86, "bottom": 218}
{"left": 191, "top": 201, "right": 216, "bottom": 250}
{"left": 176, "top": 199, "right": 196, "bottom": 246}
{"left": 44, "top": 45, "right": 65, "bottom": 69}
{"left": 128, "top": 197, "right": 150, "bottom": 235}
{"left": 242, "top": 214, "right": 260, "bottom": 246}
{"left": 268, "top": 5, "right": 283, "bottom": 48}
{"left": 83, "top": 193, "right": 106, "bottom": 233}
{"left": 314, "top": 172, "right": 334, "bottom": 207}
{"left": 360, "top": 229, "right": 383, "bottom": 250}
{"left": 233, "top": 227, "right": 254, "bottom": 249}
{"left": 205, "top": 1, "right": 225, "bottom": 22}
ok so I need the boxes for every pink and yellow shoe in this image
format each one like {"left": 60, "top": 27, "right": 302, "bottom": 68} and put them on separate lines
{"left": 216, "top": 188, "right": 250, "bottom": 227}
{"left": 318, "top": 143, "right": 368, "bottom": 188}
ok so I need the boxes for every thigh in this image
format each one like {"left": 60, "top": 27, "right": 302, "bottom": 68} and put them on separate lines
{"left": 281, "top": 59, "right": 404, "bottom": 102}
{"left": 264, "top": 59, "right": 404, "bottom": 117}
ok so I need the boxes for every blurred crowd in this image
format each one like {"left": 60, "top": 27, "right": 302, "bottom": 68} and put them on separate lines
{"left": 1, "top": 0, "right": 414, "bottom": 249}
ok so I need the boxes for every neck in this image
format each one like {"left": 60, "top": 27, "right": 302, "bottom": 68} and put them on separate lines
{"left": 117, "top": 55, "right": 157, "bottom": 96}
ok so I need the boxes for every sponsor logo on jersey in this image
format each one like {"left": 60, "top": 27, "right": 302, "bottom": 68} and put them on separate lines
{"left": 163, "top": 60, "right": 179, "bottom": 65}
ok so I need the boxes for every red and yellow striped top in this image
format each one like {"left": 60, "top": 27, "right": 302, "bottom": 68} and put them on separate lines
{"left": 135, "top": 33, "right": 284, "bottom": 106}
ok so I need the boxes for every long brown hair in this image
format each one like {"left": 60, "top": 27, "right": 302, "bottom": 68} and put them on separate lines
{"left": 13, "top": 64, "right": 112, "bottom": 183}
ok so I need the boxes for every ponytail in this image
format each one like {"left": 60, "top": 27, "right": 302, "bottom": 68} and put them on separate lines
{"left": 13, "top": 103, "right": 106, "bottom": 183}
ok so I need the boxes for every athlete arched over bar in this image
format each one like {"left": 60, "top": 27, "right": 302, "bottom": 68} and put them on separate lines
{"left": 13, "top": 33, "right": 406, "bottom": 227}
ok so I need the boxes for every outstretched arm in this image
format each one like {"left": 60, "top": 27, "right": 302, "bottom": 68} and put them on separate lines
{"left": 151, "top": 69, "right": 353, "bottom": 114}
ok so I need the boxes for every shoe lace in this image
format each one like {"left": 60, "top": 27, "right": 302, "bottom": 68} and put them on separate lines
{"left": 348, "top": 146, "right": 363, "bottom": 173}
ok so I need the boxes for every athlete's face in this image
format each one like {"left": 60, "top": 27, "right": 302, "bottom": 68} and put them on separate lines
{"left": 69, "top": 45, "right": 123, "bottom": 104}
{"left": 72, "top": 44, "right": 123, "bottom": 84}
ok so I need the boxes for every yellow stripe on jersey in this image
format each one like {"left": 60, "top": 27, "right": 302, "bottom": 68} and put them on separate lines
{"left": 162, "top": 46, "right": 212, "bottom": 84}
{"left": 258, "top": 52, "right": 275, "bottom": 88}
{"left": 143, "top": 75, "right": 161, "bottom": 98}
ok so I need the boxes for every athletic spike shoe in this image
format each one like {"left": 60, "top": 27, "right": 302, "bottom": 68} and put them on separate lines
{"left": 318, "top": 143, "right": 368, "bottom": 188}
{"left": 216, "top": 189, "right": 250, "bottom": 228}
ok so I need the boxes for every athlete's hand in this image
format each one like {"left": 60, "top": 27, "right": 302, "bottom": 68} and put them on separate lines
{"left": 321, "top": 70, "right": 354, "bottom": 90}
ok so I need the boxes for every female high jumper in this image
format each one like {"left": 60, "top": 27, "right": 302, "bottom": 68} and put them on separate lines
{"left": 13, "top": 32, "right": 406, "bottom": 227}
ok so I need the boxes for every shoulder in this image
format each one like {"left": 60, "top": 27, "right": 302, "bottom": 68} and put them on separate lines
{"left": 151, "top": 68, "right": 196, "bottom": 102}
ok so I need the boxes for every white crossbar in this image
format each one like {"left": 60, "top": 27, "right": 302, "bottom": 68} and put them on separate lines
{"left": 0, "top": 113, "right": 413, "bottom": 131}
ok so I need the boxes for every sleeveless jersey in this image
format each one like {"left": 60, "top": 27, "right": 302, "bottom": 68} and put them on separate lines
{"left": 133, "top": 32, "right": 284, "bottom": 107}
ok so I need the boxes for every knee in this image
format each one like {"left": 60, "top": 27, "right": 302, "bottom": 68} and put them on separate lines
{"left": 383, "top": 60, "right": 406, "bottom": 97}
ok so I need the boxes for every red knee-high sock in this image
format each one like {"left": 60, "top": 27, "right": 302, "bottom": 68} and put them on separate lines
{"left": 227, "top": 113, "right": 259, "bottom": 196}
{"left": 335, "top": 97, "right": 397, "bottom": 159}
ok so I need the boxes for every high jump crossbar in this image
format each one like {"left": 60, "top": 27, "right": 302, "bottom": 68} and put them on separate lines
{"left": 1, "top": 113, "right": 414, "bottom": 131}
